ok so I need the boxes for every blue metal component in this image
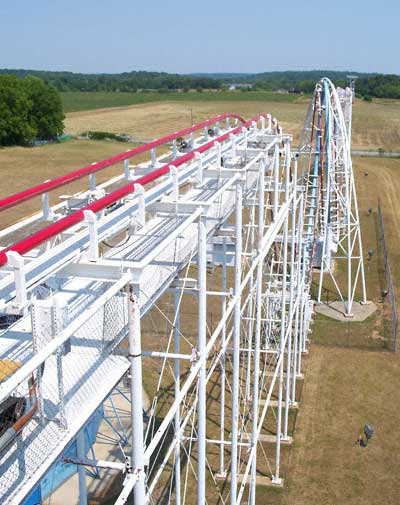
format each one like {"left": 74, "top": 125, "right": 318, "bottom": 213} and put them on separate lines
{"left": 306, "top": 86, "right": 322, "bottom": 242}
{"left": 22, "top": 408, "right": 103, "bottom": 504}
{"left": 22, "top": 487, "right": 41, "bottom": 505}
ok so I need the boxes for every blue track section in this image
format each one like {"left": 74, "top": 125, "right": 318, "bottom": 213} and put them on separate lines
{"left": 323, "top": 78, "right": 332, "bottom": 224}
{"left": 306, "top": 86, "right": 322, "bottom": 239}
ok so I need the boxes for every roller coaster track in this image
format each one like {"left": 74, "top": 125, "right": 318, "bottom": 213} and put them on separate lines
{"left": 300, "top": 78, "right": 367, "bottom": 315}
{"left": 0, "top": 79, "right": 365, "bottom": 505}
{"left": 0, "top": 114, "right": 246, "bottom": 213}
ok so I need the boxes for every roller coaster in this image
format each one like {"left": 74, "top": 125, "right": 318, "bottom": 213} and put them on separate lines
{"left": 0, "top": 78, "right": 366, "bottom": 504}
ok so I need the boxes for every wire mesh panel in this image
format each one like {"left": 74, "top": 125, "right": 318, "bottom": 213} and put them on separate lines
{"left": 377, "top": 201, "right": 398, "bottom": 352}
{"left": 0, "top": 287, "right": 130, "bottom": 504}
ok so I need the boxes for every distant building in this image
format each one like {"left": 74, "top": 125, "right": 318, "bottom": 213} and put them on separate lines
{"left": 227, "top": 83, "right": 254, "bottom": 91}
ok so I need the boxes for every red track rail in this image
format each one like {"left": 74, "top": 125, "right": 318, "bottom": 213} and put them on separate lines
{"left": 0, "top": 114, "right": 267, "bottom": 267}
{"left": 0, "top": 113, "right": 245, "bottom": 213}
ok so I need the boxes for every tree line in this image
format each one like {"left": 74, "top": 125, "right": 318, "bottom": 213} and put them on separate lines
{"left": 0, "top": 69, "right": 220, "bottom": 93}
{"left": 0, "top": 75, "right": 64, "bottom": 146}
{"left": 227, "top": 71, "right": 400, "bottom": 98}
{"left": 1, "top": 69, "right": 399, "bottom": 147}
{"left": 1, "top": 68, "right": 399, "bottom": 99}
{"left": 355, "top": 74, "right": 400, "bottom": 99}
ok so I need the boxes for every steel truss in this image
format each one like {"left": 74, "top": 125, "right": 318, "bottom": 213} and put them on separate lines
{"left": 299, "top": 78, "right": 367, "bottom": 315}
{"left": 0, "top": 113, "right": 314, "bottom": 505}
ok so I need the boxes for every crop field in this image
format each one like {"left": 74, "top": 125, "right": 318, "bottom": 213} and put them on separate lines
{"left": 0, "top": 95, "right": 399, "bottom": 504}
{"left": 61, "top": 90, "right": 300, "bottom": 113}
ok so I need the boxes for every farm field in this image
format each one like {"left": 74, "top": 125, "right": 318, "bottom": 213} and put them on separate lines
{"left": 0, "top": 95, "right": 399, "bottom": 504}
{"left": 63, "top": 98, "right": 308, "bottom": 145}
{"left": 60, "top": 90, "right": 300, "bottom": 113}
{"left": 63, "top": 95, "right": 400, "bottom": 152}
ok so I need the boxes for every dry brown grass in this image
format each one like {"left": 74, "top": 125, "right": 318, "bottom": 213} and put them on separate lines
{"left": 64, "top": 99, "right": 309, "bottom": 145}
{"left": 0, "top": 140, "right": 153, "bottom": 231}
{"left": 64, "top": 97, "right": 400, "bottom": 152}
{"left": 281, "top": 345, "right": 400, "bottom": 505}
{"left": 0, "top": 359, "right": 21, "bottom": 381}
{"left": 352, "top": 100, "right": 400, "bottom": 151}
{"left": 354, "top": 157, "right": 400, "bottom": 299}
{"left": 273, "top": 156, "right": 400, "bottom": 505}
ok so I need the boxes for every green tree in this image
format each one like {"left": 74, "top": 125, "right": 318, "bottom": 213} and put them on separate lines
{"left": 0, "top": 75, "right": 36, "bottom": 146}
{"left": 23, "top": 76, "right": 64, "bottom": 140}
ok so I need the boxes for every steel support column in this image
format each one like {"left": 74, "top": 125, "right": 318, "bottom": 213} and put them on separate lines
{"left": 250, "top": 158, "right": 265, "bottom": 505}
{"left": 197, "top": 216, "right": 207, "bottom": 505}
{"left": 173, "top": 288, "right": 181, "bottom": 505}
{"left": 127, "top": 284, "right": 146, "bottom": 504}
{"left": 230, "top": 182, "right": 243, "bottom": 504}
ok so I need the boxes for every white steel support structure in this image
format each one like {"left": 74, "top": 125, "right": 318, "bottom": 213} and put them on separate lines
{"left": 127, "top": 284, "right": 146, "bottom": 504}
{"left": 77, "top": 429, "right": 87, "bottom": 505}
{"left": 218, "top": 236, "right": 228, "bottom": 479}
{"left": 273, "top": 143, "right": 289, "bottom": 485}
{"left": 284, "top": 155, "right": 298, "bottom": 439}
{"left": 299, "top": 78, "right": 367, "bottom": 315}
{"left": 249, "top": 157, "right": 265, "bottom": 505}
{"left": 173, "top": 287, "right": 181, "bottom": 505}
{"left": 230, "top": 181, "right": 243, "bottom": 504}
{"left": 197, "top": 215, "right": 207, "bottom": 505}
{"left": 0, "top": 112, "right": 317, "bottom": 505}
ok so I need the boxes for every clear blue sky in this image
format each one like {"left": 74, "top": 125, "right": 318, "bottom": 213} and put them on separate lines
{"left": 1, "top": 0, "right": 398, "bottom": 75}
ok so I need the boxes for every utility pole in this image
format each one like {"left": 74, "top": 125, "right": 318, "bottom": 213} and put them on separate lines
{"left": 347, "top": 75, "right": 358, "bottom": 103}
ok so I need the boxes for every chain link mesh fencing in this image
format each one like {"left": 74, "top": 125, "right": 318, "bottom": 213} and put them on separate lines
{"left": 377, "top": 200, "right": 398, "bottom": 352}
{"left": 0, "top": 287, "right": 129, "bottom": 504}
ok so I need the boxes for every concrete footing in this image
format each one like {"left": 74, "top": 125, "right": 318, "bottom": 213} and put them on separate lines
{"left": 241, "top": 433, "right": 293, "bottom": 445}
{"left": 216, "top": 473, "right": 284, "bottom": 488}
{"left": 315, "top": 300, "right": 377, "bottom": 321}
{"left": 259, "top": 399, "right": 300, "bottom": 409}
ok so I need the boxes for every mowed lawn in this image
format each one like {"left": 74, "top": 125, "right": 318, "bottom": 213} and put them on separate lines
{"left": 0, "top": 95, "right": 399, "bottom": 504}
{"left": 276, "top": 156, "right": 400, "bottom": 505}
{"left": 244, "top": 155, "right": 400, "bottom": 505}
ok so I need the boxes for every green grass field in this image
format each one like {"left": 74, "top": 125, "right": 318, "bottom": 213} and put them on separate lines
{"left": 61, "top": 90, "right": 302, "bottom": 112}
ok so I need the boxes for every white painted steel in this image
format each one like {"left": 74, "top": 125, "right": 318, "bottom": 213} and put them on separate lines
{"left": 0, "top": 115, "right": 324, "bottom": 505}
{"left": 300, "top": 78, "right": 367, "bottom": 315}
